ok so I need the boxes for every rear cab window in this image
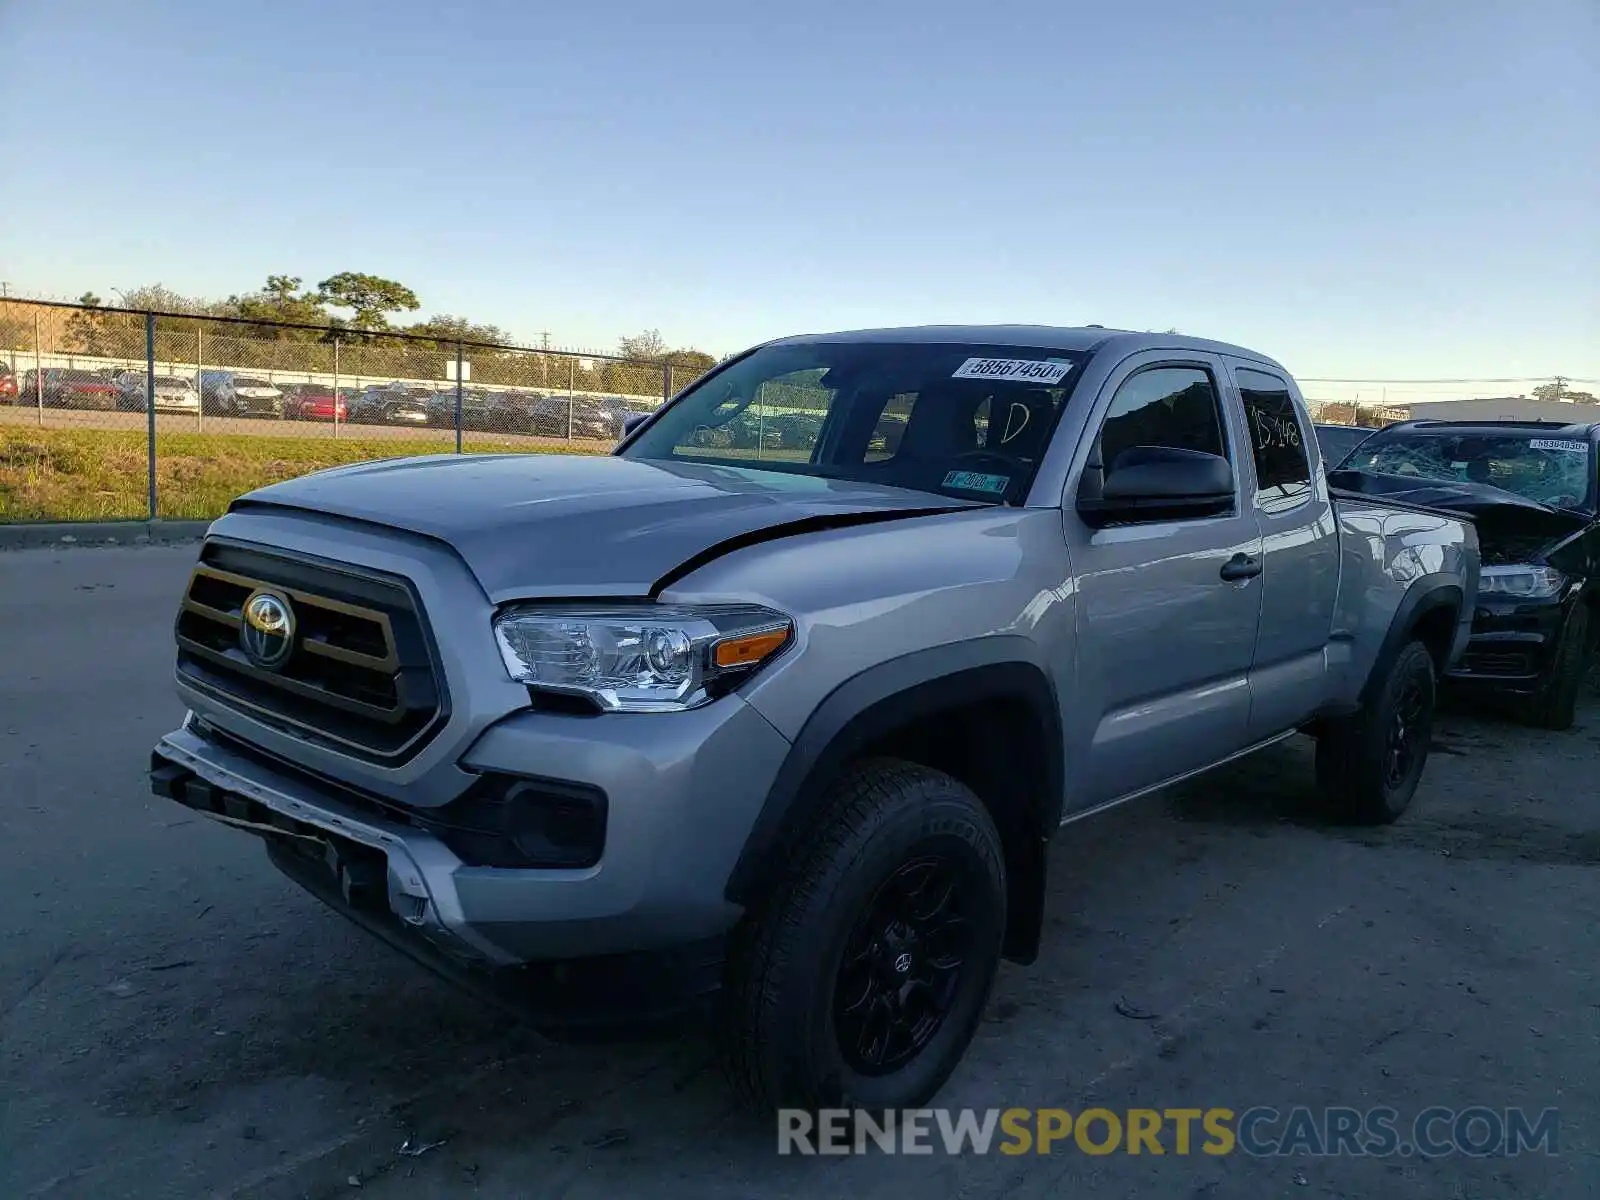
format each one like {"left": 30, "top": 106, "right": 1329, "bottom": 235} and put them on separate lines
{"left": 1235, "top": 367, "right": 1313, "bottom": 512}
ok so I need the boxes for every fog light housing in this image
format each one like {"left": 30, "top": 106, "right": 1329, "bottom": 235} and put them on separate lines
{"left": 504, "top": 780, "right": 608, "bottom": 869}
{"left": 434, "top": 773, "right": 609, "bottom": 869}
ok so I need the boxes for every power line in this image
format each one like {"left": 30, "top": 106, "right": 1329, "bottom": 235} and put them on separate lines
{"left": 1300, "top": 376, "right": 1599, "bottom": 385}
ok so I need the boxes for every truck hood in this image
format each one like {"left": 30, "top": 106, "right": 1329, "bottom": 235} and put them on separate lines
{"left": 231, "top": 453, "right": 984, "bottom": 600}
{"left": 1329, "top": 468, "right": 1592, "bottom": 565}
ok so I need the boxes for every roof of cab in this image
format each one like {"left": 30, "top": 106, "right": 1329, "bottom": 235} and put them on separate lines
{"left": 763, "top": 324, "right": 1289, "bottom": 372}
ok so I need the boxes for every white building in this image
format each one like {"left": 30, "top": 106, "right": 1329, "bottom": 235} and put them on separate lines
{"left": 1400, "top": 396, "right": 1598, "bottom": 423}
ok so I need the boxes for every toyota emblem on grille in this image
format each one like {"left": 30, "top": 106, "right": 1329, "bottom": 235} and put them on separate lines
{"left": 240, "top": 589, "right": 296, "bottom": 669}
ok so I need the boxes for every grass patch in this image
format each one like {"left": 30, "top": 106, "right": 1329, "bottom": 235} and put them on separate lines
{"left": 0, "top": 427, "right": 602, "bottom": 523}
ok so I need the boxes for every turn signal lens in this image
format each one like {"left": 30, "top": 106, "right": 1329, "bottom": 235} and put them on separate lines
{"left": 714, "top": 628, "right": 790, "bottom": 669}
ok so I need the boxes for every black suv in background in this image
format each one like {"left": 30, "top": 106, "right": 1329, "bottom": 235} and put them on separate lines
{"left": 1333, "top": 419, "right": 1599, "bottom": 728}
{"left": 1313, "top": 422, "right": 1376, "bottom": 467}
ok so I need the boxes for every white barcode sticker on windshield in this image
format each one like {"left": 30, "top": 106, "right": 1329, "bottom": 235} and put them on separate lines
{"left": 952, "top": 358, "right": 1074, "bottom": 385}
{"left": 1529, "top": 438, "right": 1587, "bottom": 453}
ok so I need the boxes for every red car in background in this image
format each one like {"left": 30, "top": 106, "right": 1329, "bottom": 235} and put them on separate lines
{"left": 14, "top": 368, "right": 123, "bottom": 410}
{"left": 0, "top": 365, "right": 17, "bottom": 402}
{"left": 281, "top": 383, "right": 350, "bottom": 422}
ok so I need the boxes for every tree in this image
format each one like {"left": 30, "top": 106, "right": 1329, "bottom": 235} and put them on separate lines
{"left": 227, "top": 274, "right": 330, "bottom": 337}
{"left": 618, "top": 329, "right": 668, "bottom": 361}
{"left": 118, "top": 283, "right": 215, "bottom": 315}
{"left": 663, "top": 347, "right": 717, "bottom": 387}
{"left": 316, "top": 272, "right": 420, "bottom": 331}
{"left": 404, "top": 314, "right": 512, "bottom": 347}
{"left": 1532, "top": 378, "right": 1570, "bottom": 403}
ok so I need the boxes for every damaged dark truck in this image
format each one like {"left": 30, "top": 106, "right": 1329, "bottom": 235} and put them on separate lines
{"left": 1333, "top": 419, "right": 1599, "bottom": 729}
{"left": 150, "top": 326, "right": 1481, "bottom": 1112}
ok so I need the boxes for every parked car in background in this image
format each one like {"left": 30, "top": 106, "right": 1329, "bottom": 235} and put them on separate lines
{"left": 39, "top": 368, "right": 122, "bottom": 410}
{"left": 1333, "top": 418, "right": 1599, "bottom": 729}
{"left": 119, "top": 373, "right": 202, "bottom": 414}
{"left": 428, "top": 386, "right": 498, "bottom": 429}
{"left": 767, "top": 410, "right": 826, "bottom": 451}
{"left": 530, "top": 393, "right": 630, "bottom": 440}
{"left": 1314, "top": 423, "right": 1376, "bottom": 468}
{"left": 280, "top": 384, "right": 350, "bottom": 422}
{"left": 358, "top": 384, "right": 434, "bottom": 426}
{"left": 348, "top": 385, "right": 390, "bottom": 423}
{"left": 724, "top": 411, "right": 785, "bottom": 450}
{"left": 199, "top": 371, "right": 285, "bottom": 417}
{"left": 0, "top": 364, "right": 16, "bottom": 402}
{"left": 231, "top": 376, "right": 286, "bottom": 417}
{"left": 15, "top": 368, "right": 44, "bottom": 403}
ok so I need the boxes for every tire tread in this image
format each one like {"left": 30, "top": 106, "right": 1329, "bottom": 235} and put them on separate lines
{"left": 721, "top": 758, "right": 1002, "bottom": 1111}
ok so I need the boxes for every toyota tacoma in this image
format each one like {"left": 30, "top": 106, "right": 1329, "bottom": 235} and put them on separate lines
{"left": 151, "top": 326, "right": 1480, "bottom": 1112}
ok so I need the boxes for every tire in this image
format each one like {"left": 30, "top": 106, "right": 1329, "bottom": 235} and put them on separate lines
{"left": 1524, "top": 605, "right": 1590, "bottom": 732}
{"left": 721, "top": 758, "right": 1007, "bottom": 1113}
{"left": 1316, "top": 639, "right": 1436, "bottom": 825}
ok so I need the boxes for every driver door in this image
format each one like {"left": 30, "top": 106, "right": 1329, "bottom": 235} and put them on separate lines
{"left": 1063, "top": 354, "right": 1265, "bottom": 807}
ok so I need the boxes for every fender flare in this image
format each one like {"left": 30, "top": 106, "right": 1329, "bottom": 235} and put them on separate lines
{"left": 724, "top": 636, "right": 1065, "bottom": 907}
{"left": 1361, "top": 574, "right": 1465, "bottom": 705}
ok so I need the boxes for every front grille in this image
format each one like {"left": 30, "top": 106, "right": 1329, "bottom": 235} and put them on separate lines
{"left": 175, "top": 543, "right": 447, "bottom": 763}
{"left": 1459, "top": 650, "right": 1531, "bottom": 677}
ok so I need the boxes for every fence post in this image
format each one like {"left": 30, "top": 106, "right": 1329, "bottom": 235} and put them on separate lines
{"left": 663, "top": 362, "right": 672, "bottom": 406}
{"left": 34, "top": 310, "right": 43, "bottom": 426}
{"left": 454, "top": 341, "right": 464, "bottom": 453}
{"left": 146, "top": 312, "right": 158, "bottom": 522}
{"left": 332, "top": 337, "right": 341, "bottom": 438}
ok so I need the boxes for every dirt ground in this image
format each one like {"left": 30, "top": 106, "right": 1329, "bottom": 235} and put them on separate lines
{"left": 1, "top": 544, "right": 1595, "bottom": 1199}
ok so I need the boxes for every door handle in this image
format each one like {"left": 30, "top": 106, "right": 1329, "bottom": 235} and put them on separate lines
{"left": 1220, "top": 553, "right": 1262, "bottom": 582}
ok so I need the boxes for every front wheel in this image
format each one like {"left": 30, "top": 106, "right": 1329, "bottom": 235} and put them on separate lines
{"left": 1524, "top": 605, "right": 1590, "bottom": 731}
{"left": 721, "top": 758, "right": 1006, "bottom": 1113}
{"left": 1316, "top": 639, "right": 1436, "bottom": 824}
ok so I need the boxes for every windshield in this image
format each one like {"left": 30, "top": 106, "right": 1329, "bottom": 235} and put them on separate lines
{"left": 1344, "top": 430, "right": 1595, "bottom": 511}
{"left": 156, "top": 377, "right": 190, "bottom": 389}
{"left": 619, "top": 341, "right": 1088, "bottom": 503}
{"left": 234, "top": 377, "right": 273, "bottom": 389}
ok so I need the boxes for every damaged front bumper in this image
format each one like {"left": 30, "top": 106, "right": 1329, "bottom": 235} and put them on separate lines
{"left": 149, "top": 722, "right": 735, "bottom": 1032}
{"left": 1445, "top": 593, "right": 1573, "bottom": 692}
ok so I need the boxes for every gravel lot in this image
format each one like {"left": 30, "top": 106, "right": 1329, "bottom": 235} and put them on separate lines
{"left": 2, "top": 545, "right": 1595, "bottom": 1200}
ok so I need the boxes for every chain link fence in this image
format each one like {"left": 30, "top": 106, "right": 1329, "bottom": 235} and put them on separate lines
{"left": 0, "top": 298, "right": 702, "bottom": 522}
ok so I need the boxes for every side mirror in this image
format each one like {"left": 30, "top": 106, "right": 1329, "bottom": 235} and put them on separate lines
{"left": 1077, "top": 446, "right": 1235, "bottom": 526}
{"left": 622, "top": 412, "right": 650, "bottom": 437}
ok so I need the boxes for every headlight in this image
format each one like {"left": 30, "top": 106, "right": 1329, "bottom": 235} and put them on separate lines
{"left": 1479, "top": 564, "right": 1567, "bottom": 600}
{"left": 493, "top": 603, "right": 793, "bottom": 712}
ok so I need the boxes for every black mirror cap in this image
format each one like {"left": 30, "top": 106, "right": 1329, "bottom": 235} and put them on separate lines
{"left": 622, "top": 412, "right": 650, "bottom": 436}
{"left": 1079, "top": 446, "right": 1235, "bottom": 525}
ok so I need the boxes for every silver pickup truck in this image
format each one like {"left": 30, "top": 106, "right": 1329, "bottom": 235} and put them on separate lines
{"left": 150, "top": 326, "right": 1479, "bottom": 1113}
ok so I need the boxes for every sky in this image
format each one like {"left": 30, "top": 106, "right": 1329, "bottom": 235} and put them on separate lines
{"left": 0, "top": 0, "right": 1595, "bottom": 397}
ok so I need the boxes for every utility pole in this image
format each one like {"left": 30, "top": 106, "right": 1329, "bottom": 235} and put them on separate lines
{"left": 540, "top": 331, "right": 550, "bottom": 386}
